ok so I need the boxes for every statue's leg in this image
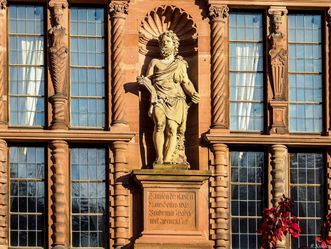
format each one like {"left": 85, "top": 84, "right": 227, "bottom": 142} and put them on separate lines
{"left": 164, "top": 119, "right": 178, "bottom": 163}
{"left": 153, "top": 106, "right": 166, "bottom": 164}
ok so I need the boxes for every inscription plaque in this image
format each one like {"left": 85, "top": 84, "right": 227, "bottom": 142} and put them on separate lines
{"left": 147, "top": 191, "right": 196, "bottom": 231}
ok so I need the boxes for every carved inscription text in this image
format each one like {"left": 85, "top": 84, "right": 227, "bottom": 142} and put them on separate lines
{"left": 147, "top": 191, "right": 196, "bottom": 231}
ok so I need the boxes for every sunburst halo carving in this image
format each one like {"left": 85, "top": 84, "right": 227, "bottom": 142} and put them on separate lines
{"left": 139, "top": 5, "right": 198, "bottom": 57}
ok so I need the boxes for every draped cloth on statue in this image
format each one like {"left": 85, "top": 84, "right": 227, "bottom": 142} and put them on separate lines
{"left": 152, "top": 56, "right": 189, "bottom": 125}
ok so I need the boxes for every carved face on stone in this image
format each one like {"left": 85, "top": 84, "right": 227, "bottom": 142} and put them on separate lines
{"left": 53, "top": 5, "right": 63, "bottom": 26}
{"left": 158, "top": 31, "right": 179, "bottom": 58}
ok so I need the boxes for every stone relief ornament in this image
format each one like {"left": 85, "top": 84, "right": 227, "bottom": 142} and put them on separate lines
{"left": 137, "top": 31, "right": 199, "bottom": 167}
{"left": 268, "top": 7, "right": 288, "bottom": 100}
{"left": 49, "top": 2, "right": 68, "bottom": 96}
{"left": 139, "top": 5, "right": 197, "bottom": 57}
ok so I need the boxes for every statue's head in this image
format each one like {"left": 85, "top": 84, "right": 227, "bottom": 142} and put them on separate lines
{"left": 158, "top": 30, "right": 179, "bottom": 57}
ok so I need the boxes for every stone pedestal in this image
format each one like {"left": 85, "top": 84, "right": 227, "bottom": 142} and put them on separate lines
{"left": 132, "top": 169, "right": 212, "bottom": 249}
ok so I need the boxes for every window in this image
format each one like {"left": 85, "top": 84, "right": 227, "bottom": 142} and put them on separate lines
{"left": 9, "top": 146, "right": 46, "bottom": 247}
{"left": 231, "top": 151, "right": 264, "bottom": 249}
{"left": 71, "top": 148, "right": 107, "bottom": 248}
{"left": 9, "top": 5, "right": 45, "bottom": 127}
{"left": 70, "top": 7, "right": 106, "bottom": 128}
{"left": 288, "top": 14, "right": 323, "bottom": 132}
{"left": 229, "top": 12, "right": 264, "bottom": 132}
{"left": 290, "top": 152, "right": 324, "bottom": 248}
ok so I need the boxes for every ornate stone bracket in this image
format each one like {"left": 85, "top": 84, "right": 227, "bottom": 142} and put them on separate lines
{"left": 109, "top": 1, "right": 129, "bottom": 128}
{"left": 210, "top": 144, "right": 230, "bottom": 249}
{"left": 48, "top": 1, "right": 68, "bottom": 130}
{"left": 268, "top": 7, "right": 288, "bottom": 134}
{"left": 209, "top": 5, "right": 229, "bottom": 130}
{"left": 50, "top": 140, "right": 69, "bottom": 249}
{"left": 0, "top": 140, "right": 8, "bottom": 248}
{"left": 0, "top": 1, "right": 7, "bottom": 127}
{"left": 110, "top": 141, "right": 130, "bottom": 248}
{"left": 270, "top": 144, "right": 287, "bottom": 248}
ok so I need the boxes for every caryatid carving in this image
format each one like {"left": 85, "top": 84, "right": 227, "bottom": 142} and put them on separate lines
{"left": 49, "top": 2, "right": 68, "bottom": 96}
{"left": 48, "top": 2, "right": 68, "bottom": 130}
{"left": 209, "top": 5, "right": 229, "bottom": 129}
{"left": 0, "top": 1, "right": 7, "bottom": 126}
{"left": 268, "top": 7, "right": 288, "bottom": 100}
{"left": 109, "top": 1, "right": 129, "bottom": 127}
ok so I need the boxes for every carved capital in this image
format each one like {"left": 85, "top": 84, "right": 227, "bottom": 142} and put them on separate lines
{"left": 49, "top": 2, "right": 68, "bottom": 26}
{"left": 0, "top": 0, "right": 6, "bottom": 10}
{"left": 209, "top": 5, "right": 229, "bottom": 22}
{"left": 109, "top": 1, "right": 129, "bottom": 18}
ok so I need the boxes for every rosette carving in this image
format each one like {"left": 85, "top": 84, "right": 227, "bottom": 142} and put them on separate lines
{"left": 0, "top": 140, "right": 7, "bottom": 247}
{"left": 268, "top": 7, "right": 287, "bottom": 100}
{"left": 139, "top": 5, "right": 198, "bottom": 57}
{"left": 49, "top": 2, "right": 68, "bottom": 96}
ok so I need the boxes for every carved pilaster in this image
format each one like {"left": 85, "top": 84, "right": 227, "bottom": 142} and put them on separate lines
{"left": 327, "top": 148, "right": 331, "bottom": 213}
{"left": 50, "top": 140, "right": 69, "bottom": 249}
{"left": 209, "top": 5, "right": 229, "bottom": 130}
{"left": 268, "top": 7, "right": 288, "bottom": 134}
{"left": 109, "top": 1, "right": 129, "bottom": 128}
{"left": 48, "top": 2, "right": 68, "bottom": 130}
{"left": 0, "top": 1, "right": 7, "bottom": 127}
{"left": 270, "top": 144, "right": 287, "bottom": 249}
{"left": 327, "top": 9, "right": 331, "bottom": 134}
{"left": 110, "top": 141, "right": 130, "bottom": 248}
{"left": 0, "top": 140, "right": 8, "bottom": 248}
{"left": 210, "top": 144, "right": 230, "bottom": 249}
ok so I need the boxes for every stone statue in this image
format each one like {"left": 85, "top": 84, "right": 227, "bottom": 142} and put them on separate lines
{"left": 138, "top": 30, "right": 199, "bottom": 166}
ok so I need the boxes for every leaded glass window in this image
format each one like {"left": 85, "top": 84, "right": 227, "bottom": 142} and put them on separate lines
{"left": 290, "top": 152, "right": 324, "bottom": 248}
{"left": 229, "top": 12, "right": 264, "bottom": 131}
{"left": 9, "top": 5, "right": 45, "bottom": 127}
{"left": 231, "top": 151, "right": 264, "bottom": 249}
{"left": 9, "top": 147, "right": 46, "bottom": 247}
{"left": 71, "top": 148, "right": 106, "bottom": 248}
{"left": 70, "top": 7, "right": 105, "bottom": 128}
{"left": 288, "top": 14, "right": 322, "bottom": 132}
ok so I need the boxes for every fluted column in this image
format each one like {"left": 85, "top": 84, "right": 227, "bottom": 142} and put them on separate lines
{"left": 50, "top": 140, "right": 69, "bottom": 249}
{"left": 268, "top": 7, "right": 288, "bottom": 134}
{"left": 48, "top": 1, "right": 69, "bottom": 130}
{"left": 0, "top": 1, "right": 7, "bottom": 128}
{"left": 210, "top": 144, "right": 230, "bottom": 249}
{"left": 0, "top": 140, "right": 8, "bottom": 248}
{"left": 110, "top": 141, "right": 129, "bottom": 249}
{"left": 209, "top": 4, "right": 229, "bottom": 130}
{"left": 270, "top": 144, "right": 287, "bottom": 249}
{"left": 109, "top": 1, "right": 129, "bottom": 128}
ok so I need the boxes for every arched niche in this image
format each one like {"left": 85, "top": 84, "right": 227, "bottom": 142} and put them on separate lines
{"left": 138, "top": 5, "right": 200, "bottom": 169}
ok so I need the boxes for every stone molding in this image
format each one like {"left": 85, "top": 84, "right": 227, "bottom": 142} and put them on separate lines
{"left": 50, "top": 140, "right": 69, "bottom": 249}
{"left": 0, "top": 140, "right": 7, "bottom": 248}
{"left": 270, "top": 144, "right": 287, "bottom": 248}
{"left": 139, "top": 5, "right": 198, "bottom": 57}
{"left": 210, "top": 144, "right": 230, "bottom": 249}
{"left": 0, "top": 1, "right": 7, "bottom": 127}
{"left": 209, "top": 4, "right": 229, "bottom": 130}
{"left": 110, "top": 141, "right": 130, "bottom": 248}
{"left": 48, "top": 1, "right": 68, "bottom": 130}
{"left": 109, "top": 1, "right": 129, "bottom": 128}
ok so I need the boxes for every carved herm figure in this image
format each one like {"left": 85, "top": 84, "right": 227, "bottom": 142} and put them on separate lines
{"left": 138, "top": 31, "right": 199, "bottom": 166}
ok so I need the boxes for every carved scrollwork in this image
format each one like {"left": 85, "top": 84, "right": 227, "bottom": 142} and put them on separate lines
{"left": 109, "top": 1, "right": 129, "bottom": 17}
{"left": 0, "top": 0, "right": 6, "bottom": 10}
{"left": 209, "top": 5, "right": 229, "bottom": 21}
{"left": 268, "top": 7, "right": 288, "bottom": 100}
{"left": 139, "top": 5, "right": 198, "bottom": 57}
{"left": 48, "top": 2, "right": 68, "bottom": 96}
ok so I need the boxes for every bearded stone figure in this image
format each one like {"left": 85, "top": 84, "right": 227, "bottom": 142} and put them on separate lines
{"left": 138, "top": 31, "right": 199, "bottom": 167}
